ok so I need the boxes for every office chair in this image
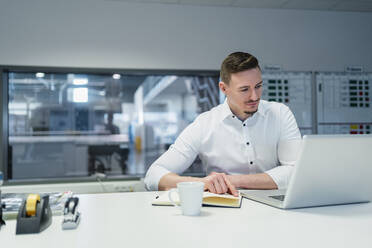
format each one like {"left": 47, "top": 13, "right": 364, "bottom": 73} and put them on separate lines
{"left": 88, "top": 145, "right": 129, "bottom": 175}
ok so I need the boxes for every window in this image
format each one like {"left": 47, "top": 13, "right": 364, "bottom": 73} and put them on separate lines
{"left": 1, "top": 67, "right": 219, "bottom": 183}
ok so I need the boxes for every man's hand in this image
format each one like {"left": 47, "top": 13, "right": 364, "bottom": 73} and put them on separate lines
{"left": 201, "top": 172, "right": 238, "bottom": 197}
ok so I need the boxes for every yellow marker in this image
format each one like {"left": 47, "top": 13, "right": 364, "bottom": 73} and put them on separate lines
{"left": 135, "top": 136, "right": 142, "bottom": 152}
{"left": 26, "top": 194, "right": 40, "bottom": 217}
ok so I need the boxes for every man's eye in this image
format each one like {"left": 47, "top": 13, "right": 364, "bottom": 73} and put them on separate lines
{"left": 255, "top": 85, "right": 262, "bottom": 89}
{"left": 240, "top": 89, "right": 248, "bottom": 92}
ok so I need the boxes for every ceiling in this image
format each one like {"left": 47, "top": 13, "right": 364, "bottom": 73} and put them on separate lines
{"left": 107, "top": 0, "right": 372, "bottom": 12}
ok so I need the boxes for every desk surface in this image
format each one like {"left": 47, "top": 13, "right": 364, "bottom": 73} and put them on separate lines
{"left": 1, "top": 192, "right": 371, "bottom": 248}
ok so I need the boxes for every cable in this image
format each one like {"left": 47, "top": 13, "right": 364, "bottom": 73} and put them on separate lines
{"left": 94, "top": 173, "right": 108, "bottom": 193}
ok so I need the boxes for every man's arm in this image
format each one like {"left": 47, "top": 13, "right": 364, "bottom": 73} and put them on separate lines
{"left": 145, "top": 115, "right": 207, "bottom": 191}
{"left": 144, "top": 144, "right": 197, "bottom": 191}
{"left": 145, "top": 113, "right": 236, "bottom": 196}
{"left": 159, "top": 172, "right": 239, "bottom": 196}
{"left": 159, "top": 171, "right": 276, "bottom": 194}
{"left": 158, "top": 173, "right": 200, "bottom": 191}
{"left": 226, "top": 173, "right": 278, "bottom": 189}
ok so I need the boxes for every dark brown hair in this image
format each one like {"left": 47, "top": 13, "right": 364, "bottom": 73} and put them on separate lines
{"left": 220, "top": 52, "right": 260, "bottom": 84}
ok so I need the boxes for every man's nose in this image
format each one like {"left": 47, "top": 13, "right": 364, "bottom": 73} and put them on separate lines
{"left": 250, "top": 89, "right": 259, "bottom": 101}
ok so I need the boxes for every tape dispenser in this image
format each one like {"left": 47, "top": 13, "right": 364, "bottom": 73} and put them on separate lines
{"left": 62, "top": 196, "right": 81, "bottom": 230}
{"left": 16, "top": 194, "right": 52, "bottom": 235}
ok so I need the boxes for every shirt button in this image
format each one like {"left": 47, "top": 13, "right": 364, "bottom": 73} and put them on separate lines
{"left": 232, "top": 116, "right": 235, "bottom": 118}
{"left": 246, "top": 142, "right": 250, "bottom": 145}
{"left": 243, "top": 124, "right": 246, "bottom": 126}
{"left": 250, "top": 161, "right": 253, "bottom": 165}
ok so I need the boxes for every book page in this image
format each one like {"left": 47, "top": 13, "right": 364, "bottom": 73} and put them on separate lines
{"left": 202, "top": 192, "right": 241, "bottom": 207}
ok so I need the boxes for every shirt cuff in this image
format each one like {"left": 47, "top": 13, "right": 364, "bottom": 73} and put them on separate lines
{"left": 144, "top": 165, "right": 171, "bottom": 191}
{"left": 265, "top": 165, "right": 293, "bottom": 189}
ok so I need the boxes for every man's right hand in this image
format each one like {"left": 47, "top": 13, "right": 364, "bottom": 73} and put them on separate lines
{"left": 201, "top": 172, "right": 238, "bottom": 197}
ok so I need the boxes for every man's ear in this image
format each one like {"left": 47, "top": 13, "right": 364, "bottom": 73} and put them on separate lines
{"left": 219, "top": 81, "right": 227, "bottom": 94}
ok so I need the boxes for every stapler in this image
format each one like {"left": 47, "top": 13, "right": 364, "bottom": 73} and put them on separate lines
{"left": 62, "top": 196, "right": 81, "bottom": 230}
{"left": 16, "top": 194, "right": 52, "bottom": 235}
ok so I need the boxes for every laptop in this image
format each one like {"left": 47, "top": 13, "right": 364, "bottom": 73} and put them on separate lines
{"left": 240, "top": 135, "right": 372, "bottom": 209}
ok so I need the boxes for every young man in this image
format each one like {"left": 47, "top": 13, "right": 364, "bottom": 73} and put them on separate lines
{"left": 144, "top": 52, "right": 301, "bottom": 196}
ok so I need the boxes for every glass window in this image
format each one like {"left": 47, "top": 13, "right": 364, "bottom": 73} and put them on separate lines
{"left": 6, "top": 70, "right": 219, "bottom": 181}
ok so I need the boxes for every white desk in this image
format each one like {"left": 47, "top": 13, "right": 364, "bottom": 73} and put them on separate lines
{"left": 1, "top": 192, "right": 372, "bottom": 248}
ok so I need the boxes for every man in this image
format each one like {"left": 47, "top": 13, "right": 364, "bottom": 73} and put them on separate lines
{"left": 144, "top": 52, "right": 301, "bottom": 196}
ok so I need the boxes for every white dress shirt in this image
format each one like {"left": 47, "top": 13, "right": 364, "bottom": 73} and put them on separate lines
{"left": 144, "top": 100, "right": 301, "bottom": 191}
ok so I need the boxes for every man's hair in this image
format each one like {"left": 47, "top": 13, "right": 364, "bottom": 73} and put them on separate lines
{"left": 220, "top": 52, "right": 261, "bottom": 85}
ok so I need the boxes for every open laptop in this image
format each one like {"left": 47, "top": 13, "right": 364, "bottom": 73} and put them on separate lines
{"left": 240, "top": 135, "right": 372, "bottom": 209}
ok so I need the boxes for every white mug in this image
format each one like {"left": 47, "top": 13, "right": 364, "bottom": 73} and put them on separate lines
{"left": 168, "top": 182, "right": 204, "bottom": 216}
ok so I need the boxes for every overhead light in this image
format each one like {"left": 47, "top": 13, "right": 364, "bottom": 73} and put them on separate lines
{"left": 112, "top": 74, "right": 121, "bottom": 80}
{"left": 73, "top": 78, "right": 88, "bottom": 85}
{"left": 35, "top": 72, "right": 45, "bottom": 78}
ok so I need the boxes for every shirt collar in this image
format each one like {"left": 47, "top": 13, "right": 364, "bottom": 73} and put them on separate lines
{"left": 220, "top": 98, "right": 266, "bottom": 122}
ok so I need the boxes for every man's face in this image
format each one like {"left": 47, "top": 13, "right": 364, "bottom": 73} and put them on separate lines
{"left": 219, "top": 67, "right": 263, "bottom": 119}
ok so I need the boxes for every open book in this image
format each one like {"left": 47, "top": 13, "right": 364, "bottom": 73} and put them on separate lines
{"left": 152, "top": 191, "right": 242, "bottom": 208}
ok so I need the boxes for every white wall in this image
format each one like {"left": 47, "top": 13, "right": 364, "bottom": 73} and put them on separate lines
{"left": 0, "top": 0, "right": 372, "bottom": 71}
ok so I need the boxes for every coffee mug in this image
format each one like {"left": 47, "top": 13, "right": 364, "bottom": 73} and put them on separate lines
{"left": 168, "top": 182, "right": 204, "bottom": 216}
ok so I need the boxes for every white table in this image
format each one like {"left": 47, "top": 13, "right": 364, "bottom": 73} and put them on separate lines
{"left": 1, "top": 192, "right": 372, "bottom": 248}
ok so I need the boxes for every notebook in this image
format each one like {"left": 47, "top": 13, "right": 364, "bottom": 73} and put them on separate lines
{"left": 152, "top": 191, "right": 242, "bottom": 208}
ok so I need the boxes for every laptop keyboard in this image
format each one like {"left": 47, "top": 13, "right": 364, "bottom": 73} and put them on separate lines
{"left": 269, "top": 195, "right": 285, "bottom": 201}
